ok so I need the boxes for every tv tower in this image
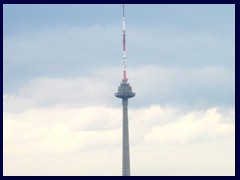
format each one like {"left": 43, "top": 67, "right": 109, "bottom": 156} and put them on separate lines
{"left": 115, "top": 4, "right": 135, "bottom": 176}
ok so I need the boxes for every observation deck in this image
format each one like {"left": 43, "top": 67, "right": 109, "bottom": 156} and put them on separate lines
{"left": 115, "top": 79, "right": 135, "bottom": 99}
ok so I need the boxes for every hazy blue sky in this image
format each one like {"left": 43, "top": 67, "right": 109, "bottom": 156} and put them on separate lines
{"left": 3, "top": 4, "right": 235, "bottom": 176}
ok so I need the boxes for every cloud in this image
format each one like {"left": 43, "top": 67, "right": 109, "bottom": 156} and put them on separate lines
{"left": 3, "top": 25, "right": 121, "bottom": 93}
{"left": 144, "top": 108, "right": 234, "bottom": 144}
{"left": 3, "top": 67, "right": 235, "bottom": 175}
{"left": 3, "top": 64, "right": 234, "bottom": 113}
{"left": 103, "top": 65, "right": 232, "bottom": 107}
{"left": 3, "top": 5, "right": 235, "bottom": 176}
{"left": 3, "top": 66, "right": 234, "bottom": 175}
{"left": 3, "top": 76, "right": 115, "bottom": 112}
{"left": 3, "top": 20, "right": 234, "bottom": 93}
{"left": 3, "top": 104, "right": 234, "bottom": 175}
{"left": 3, "top": 70, "right": 235, "bottom": 175}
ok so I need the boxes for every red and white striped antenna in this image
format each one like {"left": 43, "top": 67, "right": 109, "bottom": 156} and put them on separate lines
{"left": 122, "top": 4, "right": 127, "bottom": 80}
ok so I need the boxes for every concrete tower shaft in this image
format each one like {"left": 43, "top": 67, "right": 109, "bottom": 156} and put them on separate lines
{"left": 122, "top": 98, "right": 130, "bottom": 176}
{"left": 115, "top": 79, "right": 135, "bottom": 176}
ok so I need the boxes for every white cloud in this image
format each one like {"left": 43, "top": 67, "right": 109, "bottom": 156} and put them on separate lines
{"left": 3, "top": 103, "right": 235, "bottom": 175}
{"left": 144, "top": 108, "right": 234, "bottom": 144}
{"left": 3, "top": 77, "right": 115, "bottom": 112}
{"left": 3, "top": 56, "right": 235, "bottom": 176}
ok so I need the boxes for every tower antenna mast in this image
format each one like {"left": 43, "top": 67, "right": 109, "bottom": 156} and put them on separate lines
{"left": 122, "top": 4, "right": 127, "bottom": 80}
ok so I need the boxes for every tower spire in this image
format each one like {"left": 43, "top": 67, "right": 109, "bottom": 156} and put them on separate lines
{"left": 122, "top": 4, "right": 127, "bottom": 80}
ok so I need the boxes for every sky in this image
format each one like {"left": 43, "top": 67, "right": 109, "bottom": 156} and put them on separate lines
{"left": 3, "top": 4, "right": 235, "bottom": 176}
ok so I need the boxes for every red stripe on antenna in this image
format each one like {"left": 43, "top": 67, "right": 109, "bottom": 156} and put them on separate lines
{"left": 123, "top": 70, "right": 126, "bottom": 80}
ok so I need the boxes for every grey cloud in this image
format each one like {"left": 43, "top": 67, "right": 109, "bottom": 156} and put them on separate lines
{"left": 128, "top": 65, "right": 234, "bottom": 109}
{"left": 3, "top": 23, "right": 234, "bottom": 93}
{"left": 3, "top": 65, "right": 234, "bottom": 113}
